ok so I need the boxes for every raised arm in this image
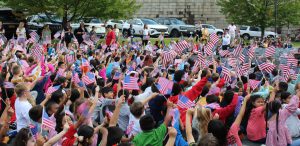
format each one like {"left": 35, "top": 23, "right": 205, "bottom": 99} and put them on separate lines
{"left": 109, "top": 95, "right": 125, "bottom": 127}
{"left": 185, "top": 108, "right": 195, "bottom": 144}
{"left": 43, "top": 123, "right": 69, "bottom": 146}
{"left": 233, "top": 94, "right": 250, "bottom": 126}
{"left": 141, "top": 92, "right": 159, "bottom": 106}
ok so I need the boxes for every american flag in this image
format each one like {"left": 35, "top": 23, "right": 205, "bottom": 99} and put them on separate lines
{"left": 170, "top": 108, "right": 180, "bottom": 126}
{"left": 249, "top": 79, "right": 261, "bottom": 89}
{"left": 228, "top": 57, "right": 237, "bottom": 68}
{"left": 110, "top": 43, "right": 118, "bottom": 51}
{"left": 258, "top": 62, "right": 276, "bottom": 73}
{"left": 30, "top": 44, "right": 44, "bottom": 61}
{"left": 29, "top": 31, "right": 40, "bottom": 43}
{"left": 219, "top": 49, "right": 230, "bottom": 57}
{"left": 221, "top": 66, "right": 231, "bottom": 82}
{"left": 42, "top": 108, "right": 55, "bottom": 130}
{"left": 280, "top": 64, "right": 290, "bottom": 82}
{"left": 65, "top": 54, "right": 75, "bottom": 64}
{"left": 241, "top": 63, "right": 251, "bottom": 75}
{"left": 233, "top": 45, "right": 243, "bottom": 57}
{"left": 72, "top": 35, "right": 79, "bottom": 46}
{"left": 46, "top": 85, "right": 61, "bottom": 94}
{"left": 56, "top": 68, "right": 66, "bottom": 78}
{"left": 29, "top": 123, "right": 38, "bottom": 140}
{"left": 113, "top": 72, "right": 121, "bottom": 80}
{"left": 72, "top": 72, "right": 81, "bottom": 84}
{"left": 123, "top": 75, "right": 139, "bottom": 90}
{"left": 162, "top": 50, "right": 177, "bottom": 67}
{"left": 197, "top": 50, "right": 205, "bottom": 66}
{"left": 265, "top": 46, "right": 275, "bottom": 58}
{"left": 174, "top": 40, "right": 190, "bottom": 54}
{"left": 248, "top": 50, "right": 255, "bottom": 60}
{"left": 60, "top": 30, "right": 65, "bottom": 39}
{"left": 82, "top": 72, "right": 96, "bottom": 85}
{"left": 177, "top": 95, "right": 195, "bottom": 109}
{"left": 235, "top": 66, "right": 243, "bottom": 77}
{"left": 286, "top": 55, "right": 298, "bottom": 67}
{"left": 53, "top": 31, "right": 60, "bottom": 39}
{"left": 82, "top": 58, "right": 89, "bottom": 67}
{"left": 290, "top": 69, "right": 297, "bottom": 80}
{"left": 210, "top": 33, "right": 219, "bottom": 44}
{"left": 239, "top": 54, "right": 245, "bottom": 63}
{"left": 156, "top": 77, "right": 174, "bottom": 95}
{"left": 204, "top": 41, "right": 214, "bottom": 56}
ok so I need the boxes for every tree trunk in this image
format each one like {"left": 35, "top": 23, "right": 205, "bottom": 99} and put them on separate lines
{"left": 261, "top": 25, "right": 265, "bottom": 39}
{"left": 62, "top": 11, "right": 68, "bottom": 28}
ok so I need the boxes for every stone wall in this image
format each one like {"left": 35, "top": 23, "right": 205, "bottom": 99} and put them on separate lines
{"left": 134, "top": 0, "right": 228, "bottom": 28}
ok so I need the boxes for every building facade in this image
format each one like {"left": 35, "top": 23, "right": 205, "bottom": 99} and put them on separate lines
{"left": 134, "top": 0, "right": 228, "bottom": 28}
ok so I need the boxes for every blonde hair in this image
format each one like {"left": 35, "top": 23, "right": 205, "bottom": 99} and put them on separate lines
{"left": 15, "top": 83, "right": 28, "bottom": 97}
{"left": 197, "top": 107, "right": 211, "bottom": 137}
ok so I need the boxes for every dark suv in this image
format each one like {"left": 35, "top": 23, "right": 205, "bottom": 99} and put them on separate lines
{"left": 0, "top": 8, "right": 27, "bottom": 38}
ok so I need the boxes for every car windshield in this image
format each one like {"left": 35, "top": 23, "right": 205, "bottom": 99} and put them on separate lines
{"left": 170, "top": 19, "right": 185, "bottom": 25}
{"left": 141, "top": 19, "right": 158, "bottom": 25}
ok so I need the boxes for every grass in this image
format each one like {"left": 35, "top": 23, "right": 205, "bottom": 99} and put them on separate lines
{"left": 293, "top": 42, "right": 300, "bottom": 48}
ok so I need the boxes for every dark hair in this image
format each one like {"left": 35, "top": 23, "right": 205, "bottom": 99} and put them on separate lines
{"left": 46, "top": 101, "right": 58, "bottom": 114}
{"left": 211, "top": 73, "right": 219, "bottom": 82}
{"left": 201, "top": 85, "right": 210, "bottom": 97}
{"left": 101, "top": 87, "right": 113, "bottom": 97}
{"left": 220, "top": 90, "right": 234, "bottom": 107}
{"left": 29, "top": 105, "right": 43, "bottom": 122}
{"left": 201, "top": 70, "right": 208, "bottom": 78}
{"left": 241, "top": 95, "right": 264, "bottom": 130}
{"left": 77, "top": 125, "right": 94, "bottom": 146}
{"left": 249, "top": 73, "right": 256, "bottom": 80}
{"left": 208, "top": 120, "right": 227, "bottom": 146}
{"left": 139, "top": 114, "right": 156, "bottom": 131}
{"left": 50, "top": 90, "right": 64, "bottom": 104}
{"left": 14, "top": 128, "right": 32, "bottom": 146}
{"left": 268, "top": 100, "right": 282, "bottom": 141}
{"left": 174, "top": 70, "right": 185, "bottom": 82}
{"left": 118, "top": 89, "right": 129, "bottom": 100}
{"left": 130, "top": 102, "right": 144, "bottom": 118}
{"left": 107, "top": 126, "right": 124, "bottom": 146}
{"left": 70, "top": 89, "right": 81, "bottom": 102}
{"left": 206, "top": 94, "right": 220, "bottom": 104}
{"left": 280, "top": 91, "right": 291, "bottom": 104}
{"left": 172, "top": 83, "right": 182, "bottom": 96}
{"left": 278, "top": 82, "right": 288, "bottom": 92}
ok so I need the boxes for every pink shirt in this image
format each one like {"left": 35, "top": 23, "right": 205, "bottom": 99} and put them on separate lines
{"left": 227, "top": 123, "right": 242, "bottom": 146}
{"left": 266, "top": 96, "right": 299, "bottom": 146}
{"left": 247, "top": 106, "right": 266, "bottom": 141}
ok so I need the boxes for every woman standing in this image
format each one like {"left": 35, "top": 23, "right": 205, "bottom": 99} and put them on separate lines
{"left": 16, "top": 22, "right": 26, "bottom": 46}
{"left": 63, "top": 22, "right": 73, "bottom": 47}
{"left": 114, "top": 24, "right": 119, "bottom": 42}
{"left": 142, "top": 24, "right": 150, "bottom": 46}
{"left": 42, "top": 24, "right": 51, "bottom": 45}
{"left": 0, "top": 21, "right": 5, "bottom": 37}
{"left": 75, "top": 22, "right": 87, "bottom": 44}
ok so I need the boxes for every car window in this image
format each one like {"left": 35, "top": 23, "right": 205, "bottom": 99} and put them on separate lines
{"left": 90, "top": 19, "right": 101, "bottom": 23}
{"left": 141, "top": 19, "right": 158, "bottom": 25}
{"left": 240, "top": 26, "right": 247, "bottom": 30}
{"left": 250, "top": 27, "right": 260, "bottom": 31}
{"left": 111, "top": 20, "right": 116, "bottom": 23}
{"left": 202, "top": 25, "right": 208, "bottom": 28}
{"left": 170, "top": 19, "right": 185, "bottom": 25}
{"left": 127, "top": 19, "right": 133, "bottom": 24}
{"left": 164, "top": 20, "right": 171, "bottom": 25}
{"left": 207, "top": 25, "right": 214, "bottom": 29}
{"left": 156, "top": 19, "right": 163, "bottom": 24}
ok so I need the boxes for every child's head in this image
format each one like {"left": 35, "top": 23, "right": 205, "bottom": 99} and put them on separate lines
{"left": 250, "top": 94, "right": 264, "bottom": 108}
{"left": 268, "top": 99, "right": 282, "bottom": 114}
{"left": 118, "top": 89, "right": 129, "bottom": 101}
{"left": 198, "top": 133, "right": 219, "bottom": 146}
{"left": 220, "top": 90, "right": 234, "bottom": 107}
{"left": 77, "top": 125, "right": 95, "bottom": 146}
{"left": 102, "top": 87, "right": 114, "bottom": 98}
{"left": 280, "top": 91, "right": 291, "bottom": 104}
{"left": 70, "top": 89, "right": 81, "bottom": 103}
{"left": 139, "top": 114, "right": 156, "bottom": 131}
{"left": 107, "top": 126, "right": 124, "bottom": 146}
{"left": 196, "top": 107, "right": 212, "bottom": 136}
{"left": 207, "top": 119, "right": 227, "bottom": 146}
{"left": 29, "top": 105, "right": 43, "bottom": 123}
{"left": 15, "top": 83, "right": 29, "bottom": 97}
{"left": 50, "top": 90, "right": 64, "bottom": 104}
{"left": 12, "top": 65, "right": 22, "bottom": 76}
{"left": 130, "top": 102, "right": 144, "bottom": 118}
{"left": 46, "top": 101, "right": 59, "bottom": 115}
{"left": 278, "top": 82, "right": 288, "bottom": 92}
{"left": 14, "top": 128, "right": 36, "bottom": 146}
{"left": 206, "top": 94, "right": 220, "bottom": 104}
{"left": 55, "top": 112, "right": 73, "bottom": 133}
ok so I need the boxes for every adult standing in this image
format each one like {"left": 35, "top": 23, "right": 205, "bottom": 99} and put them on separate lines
{"left": 16, "top": 22, "right": 26, "bottom": 46}
{"left": 75, "top": 22, "right": 87, "bottom": 44}
{"left": 127, "top": 24, "right": 135, "bottom": 44}
{"left": 42, "top": 24, "right": 51, "bottom": 45}
{"left": 142, "top": 24, "right": 150, "bottom": 46}
{"left": 0, "top": 21, "right": 5, "bottom": 38}
{"left": 195, "top": 21, "right": 202, "bottom": 42}
{"left": 63, "top": 22, "right": 73, "bottom": 47}
{"left": 114, "top": 24, "right": 120, "bottom": 42}
{"left": 228, "top": 22, "right": 236, "bottom": 43}
{"left": 105, "top": 25, "right": 116, "bottom": 48}
{"left": 222, "top": 29, "right": 231, "bottom": 50}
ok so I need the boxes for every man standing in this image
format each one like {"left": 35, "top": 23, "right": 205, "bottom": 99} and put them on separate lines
{"left": 222, "top": 29, "right": 231, "bottom": 50}
{"left": 228, "top": 22, "right": 236, "bottom": 43}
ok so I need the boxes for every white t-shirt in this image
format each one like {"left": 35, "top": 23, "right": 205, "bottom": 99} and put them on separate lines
{"left": 126, "top": 113, "right": 143, "bottom": 137}
{"left": 15, "top": 98, "right": 32, "bottom": 132}
{"left": 228, "top": 25, "right": 236, "bottom": 34}
{"left": 222, "top": 34, "right": 231, "bottom": 45}
{"left": 114, "top": 29, "right": 119, "bottom": 36}
{"left": 16, "top": 27, "right": 26, "bottom": 38}
{"left": 134, "top": 87, "right": 153, "bottom": 102}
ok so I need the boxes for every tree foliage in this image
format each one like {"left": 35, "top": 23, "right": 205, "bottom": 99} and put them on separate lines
{"left": 217, "top": 0, "right": 300, "bottom": 37}
{"left": 3, "top": 0, "right": 141, "bottom": 24}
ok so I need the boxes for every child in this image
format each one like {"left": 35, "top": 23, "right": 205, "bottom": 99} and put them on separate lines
{"left": 266, "top": 91, "right": 300, "bottom": 146}
{"left": 280, "top": 91, "right": 300, "bottom": 137}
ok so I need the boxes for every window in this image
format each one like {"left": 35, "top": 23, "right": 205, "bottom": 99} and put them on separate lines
{"left": 164, "top": 20, "right": 171, "bottom": 25}
{"left": 141, "top": 19, "right": 158, "bottom": 25}
{"left": 170, "top": 19, "right": 185, "bottom": 25}
{"left": 250, "top": 27, "right": 260, "bottom": 31}
{"left": 240, "top": 26, "right": 247, "bottom": 30}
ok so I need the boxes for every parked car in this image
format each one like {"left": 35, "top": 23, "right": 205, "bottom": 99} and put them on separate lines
{"left": 106, "top": 19, "right": 124, "bottom": 30}
{"left": 240, "top": 26, "right": 277, "bottom": 40}
{"left": 71, "top": 18, "right": 106, "bottom": 38}
{"left": 122, "top": 18, "right": 169, "bottom": 37}
{"left": 201, "top": 24, "right": 223, "bottom": 36}
{"left": 153, "top": 18, "right": 196, "bottom": 37}
{"left": 27, "top": 14, "right": 62, "bottom": 36}
{"left": 0, "top": 8, "right": 27, "bottom": 38}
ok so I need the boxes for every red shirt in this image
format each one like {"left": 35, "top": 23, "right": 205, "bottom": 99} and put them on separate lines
{"left": 62, "top": 125, "right": 77, "bottom": 146}
{"left": 106, "top": 31, "right": 116, "bottom": 46}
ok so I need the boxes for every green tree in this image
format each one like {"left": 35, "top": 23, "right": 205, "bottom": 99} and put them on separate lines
{"left": 217, "top": 0, "right": 300, "bottom": 38}
{"left": 3, "top": 0, "right": 141, "bottom": 25}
